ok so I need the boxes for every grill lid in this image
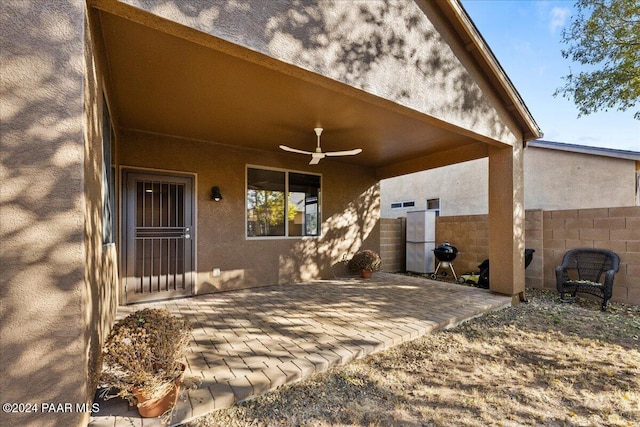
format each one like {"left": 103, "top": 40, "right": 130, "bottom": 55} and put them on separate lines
{"left": 433, "top": 241, "right": 458, "bottom": 261}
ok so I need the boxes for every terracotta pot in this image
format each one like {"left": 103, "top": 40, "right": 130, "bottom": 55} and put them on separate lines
{"left": 133, "top": 363, "right": 186, "bottom": 418}
{"left": 360, "top": 269, "right": 373, "bottom": 279}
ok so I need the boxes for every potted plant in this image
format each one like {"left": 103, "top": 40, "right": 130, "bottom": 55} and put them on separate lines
{"left": 100, "top": 308, "right": 192, "bottom": 419}
{"left": 348, "top": 249, "right": 382, "bottom": 278}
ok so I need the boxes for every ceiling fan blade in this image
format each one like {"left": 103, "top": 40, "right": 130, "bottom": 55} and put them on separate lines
{"left": 309, "top": 152, "right": 325, "bottom": 164}
{"left": 324, "top": 148, "right": 363, "bottom": 157}
{"left": 279, "top": 145, "right": 313, "bottom": 155}
{"left": 280, "top": 128, "right": 362, "bottom": 164}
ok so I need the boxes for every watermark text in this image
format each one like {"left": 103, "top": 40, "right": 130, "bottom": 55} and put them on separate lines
{"left": 3, "top": 402, "right": 100, "bottom": 413}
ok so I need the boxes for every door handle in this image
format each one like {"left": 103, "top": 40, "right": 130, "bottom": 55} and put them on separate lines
{"left": 182, "top": 234, "right": 191, "bottom": 239}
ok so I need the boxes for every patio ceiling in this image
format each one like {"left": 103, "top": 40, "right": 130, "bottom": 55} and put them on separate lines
{"left": 93, "top": 5, "right": 499, "bottom": 179}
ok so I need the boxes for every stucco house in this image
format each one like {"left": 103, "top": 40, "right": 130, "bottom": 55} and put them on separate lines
{"left": 1, "top": 1, "right": 541, "bottom": 426}
{"left": 381, "top": 140, "right": 640, "bottom": 218}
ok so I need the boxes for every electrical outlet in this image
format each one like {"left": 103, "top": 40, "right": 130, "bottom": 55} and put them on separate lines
{"left": 212, "top": 268, "right": 221, "bottom": 277}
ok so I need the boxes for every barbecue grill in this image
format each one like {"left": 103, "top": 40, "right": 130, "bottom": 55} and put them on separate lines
{"left": 430, "top": 241, "right": 459, "bottom": 281}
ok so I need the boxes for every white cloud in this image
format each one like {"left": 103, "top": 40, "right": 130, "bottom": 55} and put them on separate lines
{"left": 549, "top": 7, "right": 570, "bottom": 34}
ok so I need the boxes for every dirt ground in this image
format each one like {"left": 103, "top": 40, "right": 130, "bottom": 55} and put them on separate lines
{"left": 186, "top": 287, "right": 640, "bottom": 427}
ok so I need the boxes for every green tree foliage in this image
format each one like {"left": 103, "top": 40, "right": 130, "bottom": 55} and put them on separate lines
{"left": 555, "top": 0, "right": 640, "bottom": 119}
{"left": 247, "top": 190, "right": 298, "bottom": 235}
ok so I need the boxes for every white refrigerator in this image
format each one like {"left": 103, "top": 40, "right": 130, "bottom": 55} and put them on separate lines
{"left": 406, "top": 210, "right": 436, "bottom": 274}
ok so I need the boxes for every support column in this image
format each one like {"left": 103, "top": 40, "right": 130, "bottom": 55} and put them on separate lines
{"left": 488, "top": 143, "right": 525, "bottom": 302}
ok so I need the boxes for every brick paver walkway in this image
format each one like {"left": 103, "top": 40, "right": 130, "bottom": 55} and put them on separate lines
{"left": 89, "top": 273, "right": 511, "bottom": 426}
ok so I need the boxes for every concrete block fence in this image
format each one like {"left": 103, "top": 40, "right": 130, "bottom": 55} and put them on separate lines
{"left": 380, "top": 218, "right": 406, "bottom": 272}
{"left": 381, "top": 206, "right": 640, "bottom": 305}
{"left": 541, "top": 206, "right": 639, "bottom": 305}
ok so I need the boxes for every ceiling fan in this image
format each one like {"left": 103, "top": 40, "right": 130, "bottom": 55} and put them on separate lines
{"left": 279, "top": 128, "right": 362, "bottom": 165}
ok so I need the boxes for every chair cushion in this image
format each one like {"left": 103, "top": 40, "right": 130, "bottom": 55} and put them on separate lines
{"left": 566, "top": 279, "right": 603, "bottom": 288}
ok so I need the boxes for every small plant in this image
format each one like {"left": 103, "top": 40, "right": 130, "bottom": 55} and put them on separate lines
{"left": 348, "top": 250, "right": 382, "bottom": 272}
{"left": 100, "top": 308, "right": 192, "bottom": 405}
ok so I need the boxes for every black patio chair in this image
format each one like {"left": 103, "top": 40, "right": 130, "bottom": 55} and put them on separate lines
{"left": 556, "top": 248, "right": 620, "bottom": 311}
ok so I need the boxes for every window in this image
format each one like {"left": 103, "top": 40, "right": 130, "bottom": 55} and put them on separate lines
{"left": 427, "top": 198, "right": 440, "bottom": 216}
{"left": 391, "top": 200, "right": 416, "bottom": 209}
{"left": 247, "top": 167, "right": 321, "bottom": 238}
{"left": 288, "top": 172, "right": 320, "bottom": 236}
{"left": 102, "top": 98, "right": 115, "bottom": 244}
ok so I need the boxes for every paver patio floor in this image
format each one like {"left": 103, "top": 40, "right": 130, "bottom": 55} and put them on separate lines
{"left": 89, "top": 273, "right": 512, "bottom": 426}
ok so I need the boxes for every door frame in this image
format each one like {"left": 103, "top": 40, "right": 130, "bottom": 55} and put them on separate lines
{"left": 120, "top": 167, "right": 198, "bottom": 304}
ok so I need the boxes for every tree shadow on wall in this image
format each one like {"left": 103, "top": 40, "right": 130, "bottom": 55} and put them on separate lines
{"left": 1, "top": 3, "right": 118, "bottom": 426}
{"left": 278, "top": 182, "right": 380, "bottom": 283}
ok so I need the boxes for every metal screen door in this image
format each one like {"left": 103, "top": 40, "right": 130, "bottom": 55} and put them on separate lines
{"left": 123, "top": 171, "right": 194, "bottom": 304}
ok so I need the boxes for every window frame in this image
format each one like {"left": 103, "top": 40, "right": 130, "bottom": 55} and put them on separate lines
{"left": 390, "top": 200, "right": 416, "bottom": 210}
{"left": 245, "top": 165, "right": 322, "bottom": 240}
{"left": 102, "top": 98, "right": 115, "bottom": 244}
{"left": 426, "top": 197, "right": 441, "bottom": 216}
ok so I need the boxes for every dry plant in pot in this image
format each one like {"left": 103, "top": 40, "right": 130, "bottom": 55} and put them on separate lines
{"left": 100, "top": 308, "right": 192, "bottom": 419}
{"left": 348, "top": 250, "right": 382, "bottom": 278}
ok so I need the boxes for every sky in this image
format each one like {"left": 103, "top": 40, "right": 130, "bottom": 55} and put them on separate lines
{"left": 460, "top": 0, "right": 639, "bottom": 152}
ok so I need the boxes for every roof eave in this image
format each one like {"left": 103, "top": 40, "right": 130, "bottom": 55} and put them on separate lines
{"left": 436, "top": 0, "right": 543, "bottom": 141}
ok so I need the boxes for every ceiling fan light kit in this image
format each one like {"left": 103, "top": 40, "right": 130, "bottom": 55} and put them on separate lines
{"left": 279, "top": 128, "right": 362, "bottom": 165}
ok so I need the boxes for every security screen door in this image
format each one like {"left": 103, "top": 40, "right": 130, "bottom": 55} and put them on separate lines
{"left": 123, "top": 171, "right": 194, "bottom": 303}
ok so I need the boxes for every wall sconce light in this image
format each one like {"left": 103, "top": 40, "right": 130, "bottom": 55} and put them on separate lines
{"left": 211, "top": 186, "right": 223, "bottom": 201}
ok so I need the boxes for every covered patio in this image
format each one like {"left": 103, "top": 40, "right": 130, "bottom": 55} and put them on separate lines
{"left": 90, "top": 273, "right": 511, "bottom": 426}
{"left": 88, "top": 0, "right": 542, "bottom": 302}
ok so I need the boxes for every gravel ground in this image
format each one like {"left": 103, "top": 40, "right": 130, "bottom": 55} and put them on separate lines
{"left": 185, "top": 287, "right": 640, "bottom": 427}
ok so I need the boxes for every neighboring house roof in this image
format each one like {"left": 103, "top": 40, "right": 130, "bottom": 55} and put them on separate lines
{"left": 527, "top": 140, "right": 640, "bottom": 161}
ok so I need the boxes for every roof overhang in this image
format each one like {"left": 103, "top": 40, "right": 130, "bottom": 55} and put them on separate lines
{"left": 435, "top": 0, "right": 542, "bottom": 142}
{"left": 88, "top": 0, "right": 539, "bottom": 179}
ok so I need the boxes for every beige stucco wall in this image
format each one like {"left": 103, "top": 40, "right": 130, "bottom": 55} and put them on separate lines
{"left": 120, "top": 0, "right": 521, "bottom": 147}
{"left": 381, "top": 157, "right": 488, "bottom": 218}
{"left": 523, "top": 147, "right": 637, "bottom": 210}
{"left": 119, "top": 130, "right": 380, "bottom": 294}
{"left": 0, "top": 2, "right": 118, "bottom": 426}
{"left": 381, "top": 147, "right": 638, "bottom": 218}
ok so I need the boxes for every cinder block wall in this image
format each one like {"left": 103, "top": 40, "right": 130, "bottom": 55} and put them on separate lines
{"left": 380, "top": 218, "right": 405, "bottom": 272}
{"left": 525, "top": 210, "right": 544, "bottom": 289}
{"left": 542, "top": 206, "right": 640, "bottom": 304}
{"left": 384, "top": 207, "right": 638, "bottom": 305}
{"left": 434, "top": 211, "right": 543, "bottom": 286}
{"left": 436, "top": 215, "right": 489, "bottom": 275}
